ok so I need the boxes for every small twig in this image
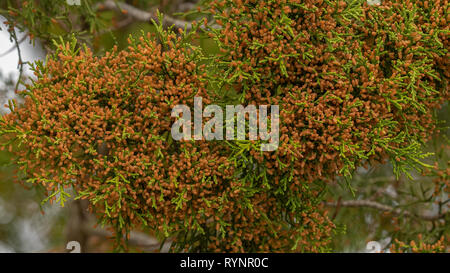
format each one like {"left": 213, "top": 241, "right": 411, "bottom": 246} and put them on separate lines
{"left": 331, "top": 196, "right": 342, "bottom": 220}
{"left": 10, "top": 28, "right": 25, "bottom": 92}
{"left": 0, "top": 32, "right": 27, "bottom": 58}
{"left": 324, "top": 199, "right": 447, "bottom": 221}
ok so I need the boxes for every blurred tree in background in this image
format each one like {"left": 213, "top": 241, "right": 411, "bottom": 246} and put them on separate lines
{"left": 0, "top": 0, "right": 448, "bottom": 252}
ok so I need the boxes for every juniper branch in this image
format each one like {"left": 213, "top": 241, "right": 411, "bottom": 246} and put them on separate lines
{"left": 96, "top": 0, "right": 194, "bottom": 31}
{"left": 324, "top": 200, "right": 447, "bottom": 221}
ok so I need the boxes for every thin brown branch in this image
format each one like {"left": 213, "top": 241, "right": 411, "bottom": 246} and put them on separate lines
{"left": 324, "top": 199, "right": 447, "bottom": 221}
{"left": 96, "top": 0, "right": 194, "bottom": 31}
{"left": 82, "top": 224, "right": 172, "bottom": 252}
{"left": 0, "top": 32, "right": 27, "bottom": 58}
{"left": 11, "top": 28, "right": 24, "bottom": 92}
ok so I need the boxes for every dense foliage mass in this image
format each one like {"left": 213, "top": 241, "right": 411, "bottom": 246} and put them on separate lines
{"left": 0, "top": 0, "right": 448, "bottom": 252}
